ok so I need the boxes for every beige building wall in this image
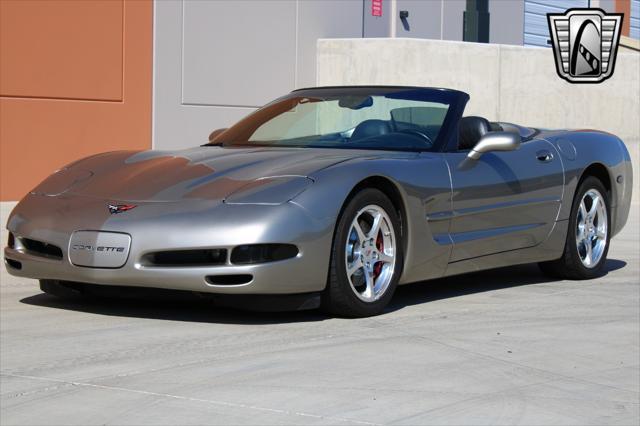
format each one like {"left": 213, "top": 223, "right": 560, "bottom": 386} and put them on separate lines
{"left": 317, "top": 38, "right": 640, "bottom": 142}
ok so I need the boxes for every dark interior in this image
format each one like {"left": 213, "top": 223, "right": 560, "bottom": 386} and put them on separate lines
{"left": 350, "top": 119, "right": 392, "bottom": 141}
{"left": 347, "top": 114, "right": 498, "bottom": 152}
{"left": 345, "top": 111, "right": 442, "bottom": 150}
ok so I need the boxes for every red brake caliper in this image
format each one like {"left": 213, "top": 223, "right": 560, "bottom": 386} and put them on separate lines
{"left": 373, "top": 231, "right": 383, "bottom": 279}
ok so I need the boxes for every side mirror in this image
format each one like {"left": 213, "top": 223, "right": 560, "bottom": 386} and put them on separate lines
{"left": 467, "top": 131, "right": 521, "bottom": 160}
{"left": 208, "top": 128, "right": 228, "bottom": 143}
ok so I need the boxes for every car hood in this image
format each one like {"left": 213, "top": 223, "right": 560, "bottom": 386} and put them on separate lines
{"left": 39, "top": 146, "right": 363, "bottom": 202}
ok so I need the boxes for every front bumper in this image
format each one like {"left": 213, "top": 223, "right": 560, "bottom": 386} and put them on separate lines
{"left": 4, "top": 194, "right": 334, "bottom": 295}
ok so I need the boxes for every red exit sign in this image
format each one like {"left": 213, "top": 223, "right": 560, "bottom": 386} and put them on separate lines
{"left": 372, "top": 0, "right": 383, "bottom": 17}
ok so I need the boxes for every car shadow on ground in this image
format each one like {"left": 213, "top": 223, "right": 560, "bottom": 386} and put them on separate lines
{"left": 386, "top": 258, "right": 626, "bottom": 313}
{"left": 19, "top": 259, "right": 626, "bottom": 324}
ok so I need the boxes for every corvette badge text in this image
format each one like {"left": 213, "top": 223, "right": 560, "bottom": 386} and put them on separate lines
{"left": 547, "top": 8, "right": 623, "bottom": 83}
{"left": 71, "top": 245, "right": 126, "bottom": 253}
{"left": 68, "top": 231, "right": 131, "bottom": 268}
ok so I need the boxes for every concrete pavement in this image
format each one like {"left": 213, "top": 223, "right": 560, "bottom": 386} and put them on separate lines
{"left": 1, "top": 200, "right": 638, "bottom": 425}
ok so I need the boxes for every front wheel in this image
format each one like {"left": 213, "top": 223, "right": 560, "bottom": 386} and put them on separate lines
{"left": 539, "top": 176, "right": 611, "bottom": 279}
{"left": 322, "top": 189, "right": 403, "bottom": 317}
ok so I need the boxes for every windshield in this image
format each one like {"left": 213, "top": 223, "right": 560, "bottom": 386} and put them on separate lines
{"left": 210, "top": 87, "right": 465, "bottom": 152}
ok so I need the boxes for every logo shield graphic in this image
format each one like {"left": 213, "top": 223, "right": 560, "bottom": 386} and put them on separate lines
{"left": 108, "top": 204, "right": 137, "bottom": 214}
{"left": 547, "top": 8, "right": 623, "bottom": 83}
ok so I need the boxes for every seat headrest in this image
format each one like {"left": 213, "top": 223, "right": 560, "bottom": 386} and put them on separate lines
{"left": 351, "top": 119, "right": 391, "bottom": 141}
{"left": 458, "top": 116, "right": 490, "bottom": 150}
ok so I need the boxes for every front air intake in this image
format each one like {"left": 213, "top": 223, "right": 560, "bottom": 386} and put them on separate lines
{"left": 5, "top": 258, "right": 22, "bottom": 270}
{"left": 21, "top": 238, "right": 63, "bottom": 260}
{"left": 230, "top": 244, "right": 298, "bottom": 265}
{"left": 206, "top": 274, "right": 253, "bottom": 285}
{"left": 141, "top": 249, "right": 227, "bottom": 267}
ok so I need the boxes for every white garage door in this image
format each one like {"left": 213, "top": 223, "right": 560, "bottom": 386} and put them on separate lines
{"left": 631, "top": 0, "right": 639, "bottom": 39}
{"left": 524, "top": 0, "right": 589, "bottom": 47}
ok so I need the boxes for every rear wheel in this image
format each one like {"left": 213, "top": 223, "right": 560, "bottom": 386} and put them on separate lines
{"left": 322, "top": 189, "right": 403, "bottom": 317}
{"left": 539, "top": 176, "right": 610, "bottom": 279}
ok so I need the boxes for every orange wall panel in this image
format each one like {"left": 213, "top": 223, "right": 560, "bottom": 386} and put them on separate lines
{"left": 615, "top": 0, "right": 631, "bottom": 36}
{"left": 1, "top": 0, "right": 124, "bottom": 101}
{"left": 0, "top": 0, "right": 153, "bottom": 201}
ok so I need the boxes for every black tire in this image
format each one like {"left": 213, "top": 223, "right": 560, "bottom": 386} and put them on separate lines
{"left": 322, "top": 188, "right": 404, "bottom": 317}
{"left": 40, "top": 279, "right": 85, "bottom": 298}
{"left": 538, "top": 176, "right": 611, "bottom": 279}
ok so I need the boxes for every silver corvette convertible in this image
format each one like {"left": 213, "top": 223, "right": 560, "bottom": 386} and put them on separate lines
{"left": 4, "top": 87, "right": 633, "bottom": 317}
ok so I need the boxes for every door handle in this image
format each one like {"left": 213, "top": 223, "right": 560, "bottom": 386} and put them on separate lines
{"left": 536, "top": 150, "right": 554, "bottom": 162}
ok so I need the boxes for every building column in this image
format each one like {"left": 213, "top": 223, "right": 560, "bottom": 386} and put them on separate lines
{"left": 463, "top": 0, "right": 490, "bottom": 43}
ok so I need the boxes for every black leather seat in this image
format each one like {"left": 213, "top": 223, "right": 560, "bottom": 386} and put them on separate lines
{"left": 458, "top": 116, "right": 490, "bottom": 150}
{"left": 351, "top": 119, "right": 391, "bottom": 141}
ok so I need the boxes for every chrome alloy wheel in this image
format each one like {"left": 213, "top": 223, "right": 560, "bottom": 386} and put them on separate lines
{"left": 576, "top": 189, "right": 608, "bottom": 268}
{"left": 344, "top": 205, "right": 396, "bottom": 302}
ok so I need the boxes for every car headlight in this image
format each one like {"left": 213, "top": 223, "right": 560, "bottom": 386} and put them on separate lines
{"left": 224, "top": 176, "right": 313, "bottom": 205}
{"left": 30, "top": 167, "right": 93, "bottom": 196}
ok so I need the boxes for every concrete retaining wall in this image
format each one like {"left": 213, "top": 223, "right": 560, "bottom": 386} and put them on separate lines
{"left": 317, "top": 38, "right": 640, "bottom": 141}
